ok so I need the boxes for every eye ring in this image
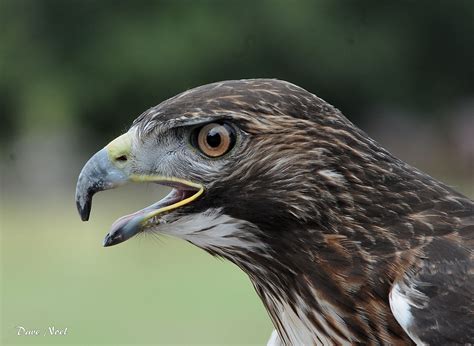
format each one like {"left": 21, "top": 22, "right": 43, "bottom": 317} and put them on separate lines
{"left": 193, "top": 123, "right": 236, "bottom": 157}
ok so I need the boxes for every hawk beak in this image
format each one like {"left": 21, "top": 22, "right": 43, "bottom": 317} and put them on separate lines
{"left": 75, "top": 133, "right": 132, "bottom": 222}
{"left": 75, "top": 132, "right": 204, "bottom": 247}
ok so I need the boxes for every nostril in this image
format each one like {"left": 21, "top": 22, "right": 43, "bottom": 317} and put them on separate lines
{"left": 115, "top": 155, "right": 128, "bottom": 162}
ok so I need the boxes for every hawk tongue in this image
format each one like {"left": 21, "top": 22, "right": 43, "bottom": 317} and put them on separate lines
{"left": 103, "top": 189, "right": 187, "bottom": 247}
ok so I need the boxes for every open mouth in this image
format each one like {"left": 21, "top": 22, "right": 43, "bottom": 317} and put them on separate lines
{"left": 75, "top": 135, "right": 204, "bottom": 247}
{"left": 102, "top": 177, "right": 203, "bottom": 247}
{"left": 75, "top": 153, "right": 204, "bottom": 248}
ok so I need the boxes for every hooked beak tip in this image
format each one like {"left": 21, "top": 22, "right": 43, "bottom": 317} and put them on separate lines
{"left": 76, "top": 198, "right": 91, "bottom": 221}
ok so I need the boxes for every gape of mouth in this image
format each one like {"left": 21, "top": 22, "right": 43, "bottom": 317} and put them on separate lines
{"left": 104, "top": 182, "right": 201, "bottom": 247}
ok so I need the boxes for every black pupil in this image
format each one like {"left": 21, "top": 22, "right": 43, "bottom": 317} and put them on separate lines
{"left": 206, "top": 128, "right": 222, "bottom": 148}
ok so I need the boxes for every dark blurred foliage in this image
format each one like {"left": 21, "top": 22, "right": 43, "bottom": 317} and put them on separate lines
{"left": 1, "top": 0, "right": 474, "bottom": 146}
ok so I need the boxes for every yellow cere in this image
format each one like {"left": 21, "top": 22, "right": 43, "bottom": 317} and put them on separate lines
{"left": 106, "top": 132, "right": 133, "bottom": 164}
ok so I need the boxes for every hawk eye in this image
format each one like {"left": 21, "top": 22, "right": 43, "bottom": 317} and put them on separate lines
{"left": 193, "top": 123, "right": 236, "bottom": 157}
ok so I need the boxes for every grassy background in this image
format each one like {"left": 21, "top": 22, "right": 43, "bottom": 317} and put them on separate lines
{"left": 1, "top": 186, "right": 273, "bottom": 345}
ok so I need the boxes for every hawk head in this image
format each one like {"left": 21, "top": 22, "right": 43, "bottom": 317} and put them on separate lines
{"left": 76, "top": 79, "right": 359, "bottom": 255}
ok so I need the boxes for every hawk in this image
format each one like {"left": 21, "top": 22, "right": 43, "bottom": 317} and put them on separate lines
{"left": 76, "top": 79, "right": 474, "bottom": 345}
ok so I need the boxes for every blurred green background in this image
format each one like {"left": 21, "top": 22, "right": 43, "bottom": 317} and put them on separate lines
{"left": 1, "top": 1, "right": 473, "bottom": 345}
